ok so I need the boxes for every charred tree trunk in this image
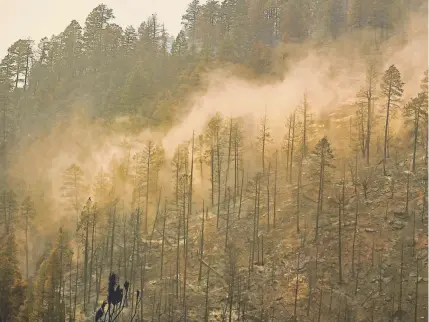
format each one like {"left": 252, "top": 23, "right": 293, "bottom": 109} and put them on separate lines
{"left": 289, "top": 111, "right": 296, "bottom": 183}
{"left": 315, "top": 147, "right": 325, "bottom": 242}
{"left": 352, "top": 194, "right": 359, "bottom": 277}
{"left": 198, "top": 203, "right": 206, "bottom": 283}
{"left": 398, "top": 243, "right": 404, "bottom": 317}
{"left": 273, "top": 150, "right": 278, "bottom": 228}
{"left": 225, "top": 188, "right": 231, "bottom": 249}
{"left": 383, "top": 83, "right": 392, "bottom": 175}
{"left": 238, "top": 170, "right": 244, "bottom": 219}
{"left": 88, "top": 208, "right": 96, "bottom": 309}
{"left": 225, "top": 120, "right": 232, "bottom": 199}
{"left": 204, "top": 266, "right": 210, "bottom": 322}
{"left": 414, "top": 257, "right": 419, "bottom": 322}
{"left": 216, "top": 129, "right": 221, "bottom": 229}
{"left": 160, "top": 203, "right": 166, "bottom": 281}
{"left": 211, "top": 140, "right": 214, "bottom": 208}
{"left": 83, "top": 209, "right": 90, "bottom": 313}
{"left": 293, "top": 248, "right": 300, "bottom": 322}
{"left": 412, "top": 106, "right": 420, "bottom": 172}
{"left": 267, "top": 162, "right": 271, "bottom": 231}
{"left": 73, "top": 246, "right": 79, "bottom": 321}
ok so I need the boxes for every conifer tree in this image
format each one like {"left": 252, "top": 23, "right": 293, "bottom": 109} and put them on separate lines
{"left": 381, "top": 65, "right": 404, "bottom": 175}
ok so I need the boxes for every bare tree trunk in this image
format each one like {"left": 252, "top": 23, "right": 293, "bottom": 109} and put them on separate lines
{"left": 88, "top": 209, "right": 96, "bottom": 309}
{"left": 216, "top": 129, "right": 221, "bottom": 229}
{"left": 225, "top": 120, "right": 232, "bottom": 199}
{"left": 183, "top": 178, "right": 189, "bottom": 308}
{"left": 405, "top": 170, "right": 410, "bottom": 215}
{"left": 160, "top": 205, "right": 166, "bottom": 281}
{"left": 228, "top": 257, "right": 235, "bottom": 322}
{"left": 289, "top": 111, "right": 296, "bottom": 183}
{"left": 414, "top": 257, "right": 419, "bottom": 322}
{"left": 317, "top": 286, "right": 323, "bottom": 322}
{"left": 273, "top": 150, "right": 278, "bottom": 228}
{"left": 83, "top": 209, "right": 90, "bottom": 313}
{"left": 225, "top": 188, "right": 231, "bottom": 249}
{"left": 234, "top": 124, "right": 239, "bottom": 201}
{"left": 354, "top": 247, "right": 361, "bottom": 295}
{"left": 140, "top": 245, "right": 147, "bottom": 320}
{"left": 25, "top": 216, "right": 29, "bottom": 280}
{"left": 412, "top": 108, "right": 420, "bottom": 172}
{"left": 182, "top": 169, "right": 188, "bottom": 252}
{"left": 144, "top": 143, "right": 152, "bottom": 235}
{"left": 366, "top": 94, "right": 372, "bottom": 165}
{"left": 383, "top": 84, "right": 392, "bottom": 175}
{"left": 252, "top": 177, "right": 258, "bottom": 270}
{"left": 293, "top": 248, "right": 300, "bottom": 322}
{"left": 73, "top": 246, "right": 79, "bottom": 321}
{"left": 123, "top": 213, "right": 127, "bottom": 280}
{"left": 351, "top": 192, "right": 359, "bottom": 277}
{"left": 315, "top": 148, "right": 325, "bottom": 242}
{"left": 238, "top": 170, "right": 244, "bottom": 219}
{"left": 204, "top": 266, "right": 210, "bottom": 322}
{"left": 267, "top": 162, "right": 271, "bottom": 231}
{"left": 303, "top": 93, "right": 308, "bottom": 158}
{"left": 211, "top": 141, "right": 214, "bottom": 208}
{"left": 378, "top": 252, "right": 383, "bottom": 293}
{"left": 286, "top": 115, "right": 292, "bottom": 182}
{"left": 412, "top": 210, "right": 416, "bottom": 256}
{"left": 189, "top": 132, "right": 195, "bottom": 219}
{"left": 109, "top": 205, "right": 116, "bottom": 274}
{"left": 398, "top": 243, "right": 404, "bottom": 316}
{"left": 69, "top": 253, "right": 73, "bottom": 320}
{"left": 130, "top": 210, "right": 139, "bottom": 310}
{"left": 296, "top": 152, "right": 303, "bottom": 233}
{"left": 176, "top": 209, "right": 181, "bottom": 299}
{"left": 423, "top": 177, "right": 427, "bottom": 223}
{"left": 94, "top": 235, "right": 106, "bottom": 311}
{"left": 198, "top": 203, "right": 205, "bottom": 283}
{"left": 261, "top": 113, "right": 267, "bottom": 174}
{"left": 256, "top": 179, "right": 261, "bottom": 263}
{"left": 338, "top": 175, "right": 344, "bottom": 284}
{"left": 307, "top": 243, "right": 319, "bottom": 317}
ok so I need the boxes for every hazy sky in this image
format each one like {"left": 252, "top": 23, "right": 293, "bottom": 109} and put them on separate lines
{"left": 0, "top": 0, "right": 198, "bottom": 57}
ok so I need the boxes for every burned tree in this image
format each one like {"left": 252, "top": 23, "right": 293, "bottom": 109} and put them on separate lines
{"left": 312, "top": 136, "right": 335, "bottom": 241}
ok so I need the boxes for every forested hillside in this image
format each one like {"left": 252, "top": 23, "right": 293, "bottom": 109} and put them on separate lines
{"left": 0, "top": 0, "right": 428, "bottom": 321}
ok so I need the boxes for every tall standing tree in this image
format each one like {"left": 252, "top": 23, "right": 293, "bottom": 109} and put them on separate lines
{"left": 257, "top": 111, "right": 272, "bottom": 174}
{"left": 403, "top": 93, "right": 427, "bottom": 172}
{"left": 181, "top": 0, "right": 201, "bottom": 50}
{"left": 133, "top": 140, "right": 165, "bottom": 234}
{"left": 356, "top": 61, "right": 378, "bottom": 165}
{"left": 313, "top": 136, "right": 335, "bottom": 241}
{"left": 7, "top": 39, "right": 34, "bottom": 90}
{"left": 123, "top": 26, "right": 138, "bottom": 52}
{"left": 199, "top": 0, "right": 221, "bottom": 60}
{"left": 380, "top": 65, "right": 404, "bottom": 175}
{"left": 83, "top": 4, "right": 115, "bottom": 69}
{"left": 60, "top": 164, "right": 87, "bottom": 225}
{"left": 60, "top": 20, "right": 83, "bottom": 77}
